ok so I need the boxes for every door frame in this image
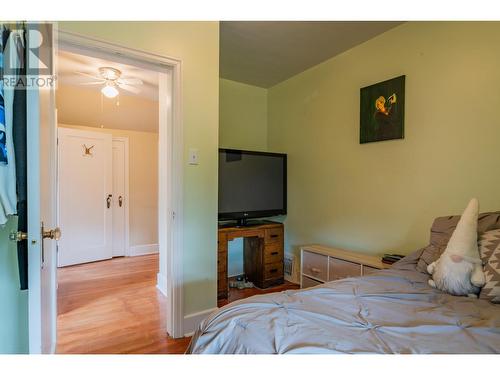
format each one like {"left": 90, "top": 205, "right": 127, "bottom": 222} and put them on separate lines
{"left": 27, "top": 23, "right": 59, "bottom": 354}
{"left": 54, "top": 30, "right": 184, "bottom": 338}
{"left": 111, "top": 136, "right": 130, "bottom": 257}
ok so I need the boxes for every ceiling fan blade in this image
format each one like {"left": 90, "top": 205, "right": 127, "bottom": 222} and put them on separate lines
{"left": 75, "top": 71, "right": 102, "bottom": 80}
{"left": 119, "top": 83, "right": 141, "bottom": 94}
{"left": 118, "top": 78, "right": 143, "bottom": 85}
{"left": 79, "top": 81, "right": 105, "bottom": 85}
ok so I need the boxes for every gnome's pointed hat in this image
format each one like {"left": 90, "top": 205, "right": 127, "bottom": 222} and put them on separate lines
{"left": 443, "top": 198, "right": 481, "bottom": 262}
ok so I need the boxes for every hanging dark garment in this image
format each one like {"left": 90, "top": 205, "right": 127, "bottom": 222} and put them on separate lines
{"left": 0, "top": 27, "right": 9, "bottom": 165}
{"left": 13, "top": 27, "right": 28, "bottom": 290}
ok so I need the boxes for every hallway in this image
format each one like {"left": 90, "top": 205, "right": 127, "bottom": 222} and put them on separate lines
{"left": 57, "top": 254, "right": 190, "bottom": 354}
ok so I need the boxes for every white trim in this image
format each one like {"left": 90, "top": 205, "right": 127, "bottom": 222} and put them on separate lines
{"left": 57, "top": 31, "right": 181, "bottom": 73}
{"left": 170, "top": 60, "right": 184, "bottom": 339}
{"left": 156, "top": 272, "right": 167, "bottom": 297}
{"left": 27, "top": 46, "right": 42, "bottom": 355}
{"left": 129, "top": 243, "right": 159, "bottom": 257}
{"left": 27, "top": 23, "right": 58, "bottom": 354}
{"left": 183, "top": 308, "right": 218, "bottom": 337}
{"left": 57, "top": 30, "right": 184, "bottom": 338}
{"left": 111, "top": 136, "right": 130, "bottom": 257}
{"left": 162, "top": 67, "right": 184, "bottom": 338}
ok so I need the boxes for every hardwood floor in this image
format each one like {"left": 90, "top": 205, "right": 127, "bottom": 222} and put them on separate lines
{"left": 57, "top": 254, "right": 190, "bottom": 354}
{"left": 218, "top": 278, "right": 300, "bottom": 308}
{"left": 57, "top": 254, "right": 298, "bottom": 354}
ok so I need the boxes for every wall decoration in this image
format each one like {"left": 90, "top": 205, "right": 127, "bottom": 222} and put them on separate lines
{"left": 360, "top": 75, "right": 405, "bottom": 144}
{"left": 83, "top": 144, "right": 95, "bottom": 156}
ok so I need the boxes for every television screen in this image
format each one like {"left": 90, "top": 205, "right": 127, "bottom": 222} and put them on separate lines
{"left": 218, "top": 149, "right": 286, "bottom": 222}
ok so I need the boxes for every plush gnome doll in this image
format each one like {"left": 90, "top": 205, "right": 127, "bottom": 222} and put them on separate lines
{"left": 427, "top": 198, "right": 485, "bottom": 297}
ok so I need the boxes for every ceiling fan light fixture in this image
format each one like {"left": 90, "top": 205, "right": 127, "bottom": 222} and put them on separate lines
{"left": 101, "top": 84, "right": 119, "bottom": 98}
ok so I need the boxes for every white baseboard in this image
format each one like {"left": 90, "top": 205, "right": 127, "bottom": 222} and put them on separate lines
{"left": 129, "top": 243, "right": 158, "bottom": 257}
{"left": 156, "top": 272, "right": 167, "bottom": 297}
{"left": 183, "top": 307, "right": 218, "bottom": 337}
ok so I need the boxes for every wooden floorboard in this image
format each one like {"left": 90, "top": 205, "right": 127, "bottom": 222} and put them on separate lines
{"left": 57, "top": 254, "right": 299, "bottom": 354}
{"left": 218, "top": 278, "right": 300, "bottom": 307}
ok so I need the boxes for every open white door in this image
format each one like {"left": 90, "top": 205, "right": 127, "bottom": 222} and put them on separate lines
{"left": 26, "top": 23, "right": 58, "bottom": 354}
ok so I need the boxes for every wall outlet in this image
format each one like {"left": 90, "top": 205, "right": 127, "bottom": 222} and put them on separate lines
{"left": 188, "top": 148, "right": 199, "bottom": 165}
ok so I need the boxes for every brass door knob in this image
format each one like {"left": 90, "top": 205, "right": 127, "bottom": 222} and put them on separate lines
{"left": 42, "top": 227, "right": 61, "bottom": 241}
{"left": 9, "top": 231, "right": 28, "bottom": 242}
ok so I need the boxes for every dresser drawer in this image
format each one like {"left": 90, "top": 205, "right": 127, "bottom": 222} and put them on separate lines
{"left": 301, "top": 275, "right": 323, "bottom": 289}
{"left": 362, "top": 265, "right": 380, "bottom": 276}
{"left": 302, "top": 250, "right": 328, "bottom": 282}
{"left": 264, "top": 227, "right": 283, "bottom": 244}
{"left": 328, "top": 257, "right": 361, "bottom": 281}
{"left": 264, "top": 262, "right": 283, "bottom": 279}
{"left": 264, "top": 243, "right": 283, "bottom": 264}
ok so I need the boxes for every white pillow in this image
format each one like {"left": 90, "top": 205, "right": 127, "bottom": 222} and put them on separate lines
{"left": 427, "top": 198, "right": 485, "bottom": 296}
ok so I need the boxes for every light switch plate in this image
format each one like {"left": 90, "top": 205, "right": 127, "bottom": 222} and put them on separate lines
{"left": 188, "top": 148, "right": 199, "bottom": 165}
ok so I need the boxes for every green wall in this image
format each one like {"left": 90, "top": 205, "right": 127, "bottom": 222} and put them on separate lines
{"left": 0, "top": 217, "right": 29, "bottom": 353}
{"left": 268, "top": 22, "right": 500, "bottom": 259}
{"left": 219, "top": 78, "right": 268, "bottom": 151}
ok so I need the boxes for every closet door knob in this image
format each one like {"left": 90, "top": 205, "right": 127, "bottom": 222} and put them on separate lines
{"left": 118, "top": 196, "right": 123, "bottom": 207}
{"left": 106, "top": 194, "right": 112, "bottom": 209}
{"left": 9, "top": 231, "right": 28, "bottom": 242}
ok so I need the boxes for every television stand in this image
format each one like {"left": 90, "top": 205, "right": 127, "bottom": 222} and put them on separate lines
{"left": 217, "top": 221, "right": 284, "bottom": 299}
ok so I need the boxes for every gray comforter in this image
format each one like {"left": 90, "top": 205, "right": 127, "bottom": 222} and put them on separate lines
{"left": 187, "top": 250, "right": 500, "bottom": 354}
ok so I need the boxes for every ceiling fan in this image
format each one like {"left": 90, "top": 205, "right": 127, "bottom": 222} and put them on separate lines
{"left": 76, "top": 67, "right": 143, "bottom": 98}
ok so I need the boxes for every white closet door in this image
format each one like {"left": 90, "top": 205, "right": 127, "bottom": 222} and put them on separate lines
{"left": 57, "top": 127, "right": 113, "bottom": 267}
{"left": 112, "top": 138, "right": 127, "bottom": 257}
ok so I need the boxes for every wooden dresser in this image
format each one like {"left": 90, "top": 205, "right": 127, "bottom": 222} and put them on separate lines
{"left": 300, "top": 244, "right": 390, "bottom": 288}
{"left": 218, "top": 222, "right": 284, "bottom": 299}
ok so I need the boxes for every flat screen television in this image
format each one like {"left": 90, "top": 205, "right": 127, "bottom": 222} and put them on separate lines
{"left": 218, "top": 148, "right": 287, "bottom": 226}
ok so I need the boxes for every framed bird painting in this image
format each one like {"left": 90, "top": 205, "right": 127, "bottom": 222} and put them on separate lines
{"left": 359, "top": 75, "right": 405, "bottom": 144}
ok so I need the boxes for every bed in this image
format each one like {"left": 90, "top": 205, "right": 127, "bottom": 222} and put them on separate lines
{"left": 187, "top": 248, "right": 500, "bottom": 354}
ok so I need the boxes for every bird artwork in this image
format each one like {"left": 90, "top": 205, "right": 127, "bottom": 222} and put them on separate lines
{"left": 83, "top": 144, "right": 95, "bottom": 156}
{"left": 360, "top": 75, "right": 405, "bottom": 143}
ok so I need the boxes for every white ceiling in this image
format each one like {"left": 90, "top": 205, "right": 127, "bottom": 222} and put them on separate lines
{"left": 56, "top": 84, "right": 159, "bottom": 133}
{"left": 56, "top": 50, "right": 159, "bottom": 132}
{"left": 220, "top": 21, "right": 403, "bottom": 88}
{"left": 57, "top": 50, "right": 159, "bottom": 101}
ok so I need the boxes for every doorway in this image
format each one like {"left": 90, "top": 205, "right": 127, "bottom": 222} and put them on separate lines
{"left": 55, "top": 47, "right": 163, "bottom": 352}
{"left": 26, "top": 31, "right": 185, "bottom": 353}
{"left": 24, "top": 27, "right": 184, "bottom": 353}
